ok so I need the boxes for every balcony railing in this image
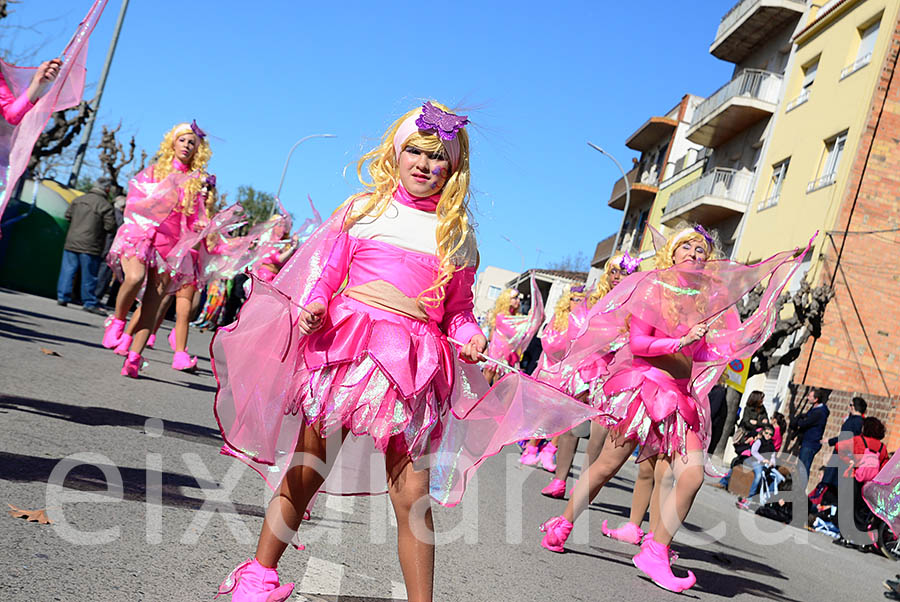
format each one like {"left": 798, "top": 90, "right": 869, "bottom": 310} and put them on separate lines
{"left": 840, "top": 52, "right": 872, "bottom": 80}
{"left": 716, "top": 0, "right": 806, "bottom": 42}
{"left": 807, "top": 172, "right": 836, "bottom": 193}
{"left": 785, "top": 89, "right": 810, "bottom": 112}
{"left": 664, "top": 168, "right": 753, "bottom": 216}
{"left": 693, "top": 69, "right": 783, "bottom": 126}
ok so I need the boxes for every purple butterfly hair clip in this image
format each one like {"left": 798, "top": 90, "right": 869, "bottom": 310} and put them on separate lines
{"left": 415, "top": 102, "right": 469, "bottom": 141}
{"left": 205, "top": 174, "right": 216, "bottom": 188}
{"left": 570, "top": 285, "right": 586, "bottom": 294}
{"left": 693, "top": 224, "right": 714, "bottom": 248}
{"left": 618, "top": 252, "right": 641, "bottom": 275}
{"left": 190, "top": 119, "right": 207, "bottom": 140}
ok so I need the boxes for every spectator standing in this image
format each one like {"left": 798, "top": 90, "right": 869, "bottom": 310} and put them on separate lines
{"left": 772, "top": 411, "right": 787, "bottom": 451}
{"left": 822, "top": 396, "right": 866, "bottom": 486}
{"left": 94, "top": 194, "right": 126, "bottom": 306}
{"left": 833, "top": 416, "right": 889, "bottom": 548}
{"left": 56, "top": 179, "right": 116, "bottom": 315}
{"left": 793, "top": 387, "right": 831, "bottom": 481}
{"left": 707, "top": 382, "right": 728, "bottom": 453}
{"left": 739, "top": 390, "right": 770, "bottom": 432}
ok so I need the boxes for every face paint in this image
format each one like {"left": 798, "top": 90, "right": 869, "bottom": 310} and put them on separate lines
{"left": 430, "top": 183, "right": 437, "bottom": 189}
{"left": 432, "top": 167, "right": 442, "bottom": 175}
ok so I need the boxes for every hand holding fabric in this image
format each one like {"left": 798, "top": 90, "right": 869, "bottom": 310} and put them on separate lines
{"left": 459, "top": 334, "right": 486, "bottom": 364}
{"left": 27, "top": 59, "right": 61, "bottom": 101}
{"left": 298, "top": 301, "right": 326, "bottom": 335}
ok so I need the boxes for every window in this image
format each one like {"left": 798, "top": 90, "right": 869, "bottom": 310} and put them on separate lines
{"left": 807, "top": 131, "right": 847, "bottom": 192}
{"left": 760, "top": 159, "right": 789, "bottom": 211}
{"left": 841, "top": 18, "right": 880, "bottom": 79}
{"left": 487, "top": 285, "right": 502, "bottom": 300}
{"left": 787, "top": 57, "right": 817, "bottom": 112}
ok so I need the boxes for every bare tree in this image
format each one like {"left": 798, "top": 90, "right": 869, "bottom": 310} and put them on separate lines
{"left": 96, "top": 123, "right": 136, "bottom": 196}
{"left": 546, "top": 250, "right": 590, "bottom": 272}
{"left": 713, "top": 274, "right": 834, "bottom": 457}
{"left": 28, "top": 101, "right": 92, "bottom": 176}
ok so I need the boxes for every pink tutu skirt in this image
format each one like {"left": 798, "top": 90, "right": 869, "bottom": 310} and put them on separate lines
{"left": 107, "top": 224, "right": 161, "bottom": 276}
{"left": 602, "top": 363, "right": 699, "bottom": 462}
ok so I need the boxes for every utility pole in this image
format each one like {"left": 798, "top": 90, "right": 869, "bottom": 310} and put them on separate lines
{"left": 68, "top": 0, "right": 129, "bottom": 187}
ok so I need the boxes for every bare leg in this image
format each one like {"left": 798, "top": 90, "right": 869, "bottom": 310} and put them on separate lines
{"left": 652, "top": 432, "right": 705, "bottom": 546}
{"left": 190, "top": 286, "right": 203, "bottom": 321}
{"left": 124, "top": 305, "right": 141, "bottom": 336}
{"left": 173, "top": 285, "right": 195, "bottom": 352}
{"left": 129, "top": 271, "right": 167, "bottom": 355}
{"left": 151, "top": 294, "right": 174, "bottom": 336}
{"left": 386, "top": 448, "right": 434, "bottom": 602}
{"left": 256, "top": 423, "right": 347, "bottom": 568}
{"left": 114, "top": 256, "right": 146, "bottom": 321}
{"left": 585, "top": 422, "right": 608, "bottom": 468}
{"left": 553, "top": 431, "right": 578, "bottom": 481}
{"left": 627, "top": 457, "right": 656, "bottom": 527}
{"left": 562, "top": 435, "right": 637, "bottom": 523}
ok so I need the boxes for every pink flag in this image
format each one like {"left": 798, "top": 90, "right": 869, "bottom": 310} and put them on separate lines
{"left": 0, "top": 0, "right": 107, "bottom": 233}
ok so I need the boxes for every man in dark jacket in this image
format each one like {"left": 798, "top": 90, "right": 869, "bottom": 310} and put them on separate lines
{"left": 56, "top": 179, "right": 116, "bottom": 315}
{"left": 821, "top": 396, "right": 866, "bottom": 486}
{"left": 793, "top": 387, "right": 831, "bottom": 480}
{"left": 93, "top": 194, "right": 125, "bottom": 306}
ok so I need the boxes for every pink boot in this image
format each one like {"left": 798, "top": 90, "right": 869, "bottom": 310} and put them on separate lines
{"left": 172, "top": 350, "right": 198, "bottom": 372}
{"left": 632, "top": 538, "right": 696, "bottom": 593}
{"left": 602, "top": 520, "right": 644, "bottom": 545}
{"left": 168, "top": 328, "right": 177, "bottom": 351}
{"left": 520, "top": 444, "right": 540, "bottom": 466}
{"left": 121, "top": 351, "right": 142, "bottom": 378}
{"left": 538, "top": 443, "right": 557, "bottom": 472}
{"left": 644, "top": 531, "right": 678, "bottom": 562}
{"left": 102, "top": 318, "right": 125, "bottom": 349}
{"left": 147, "top": 333, "right": 156, "bottom": 348}
{"left": 113, "top": 334, "right": 133, "bottom": 356}
{"left": 216, "top": 558, "right": 294, "bottom": 602}
{"left": 539, "top": 516, "right": 573, "bottom": 553}
{"left": 541, "top": 478, "right": 567, "bottom": 499}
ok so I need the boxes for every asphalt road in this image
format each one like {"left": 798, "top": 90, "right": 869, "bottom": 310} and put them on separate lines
{"left": 0, "top": 287, "right": 895, "bottom": 601}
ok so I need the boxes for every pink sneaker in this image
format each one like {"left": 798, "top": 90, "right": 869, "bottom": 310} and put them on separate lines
{"left": 147, "top": 333, "right": 156, "bottom": 348}
{"left": 113, "top": 334, "right": 133, "bottom": 356}
{"left": 172, "top": 350, "right": 198, "bottom": 372}
{"left": 121, "top": 351, "right": 142, "bottom": 378}
{"left": 216, "top": 558, "right": 294, "bottom": 602}
{"left": 520, "top": 444, "right": 540, "bottom": 466}
{"left": 168, "top": 328, "right": 177, "bottom": 351}
{"left": 541, "top": 478, "right": 567, "bottom": 499}
{"left": 632, "top": 538, "right": 696, "bottom": 593}
{"left": 102, "top": 318, "right": 125, "bottom": 349}
{"left": 540, "top": 516, "right": 573, "bottom": 553}
{"left": 538, "top": 443, "right": 557, "bottom": 472}
{"left": 602, "top": 520, "right": 644, "bottom": 545}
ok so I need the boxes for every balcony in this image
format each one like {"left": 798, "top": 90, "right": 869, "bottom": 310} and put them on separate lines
{"left": 785, "top": 88, "right": 809, "bottom": 113}
{"left": 661, "top": 168, "right": 753, "bottom": 226}
{"left": 687, "top": 69, "right": 782, "bottom": 147}
{"left": 625, "top": 116, "right": 678, "bottom": 152}
{"left": 608, "top": 166, "right": 659, "bottom": 211}
{"left": 840, "top": 52, "right": 872, "bottom": 80}
{"left": 711, "top": 0, "right": 806, "bottom": 63}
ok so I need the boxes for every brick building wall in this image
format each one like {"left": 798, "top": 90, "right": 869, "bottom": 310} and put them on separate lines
{"left": 791, "top": 16, "right": 900, "bottom": 468}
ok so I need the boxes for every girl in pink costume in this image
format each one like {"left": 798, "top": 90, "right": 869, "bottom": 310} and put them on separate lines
{"left": 211, "top": 102, "right": 595, "bottom": 602}
{"left": 482, "top": 287, "right": 522, "bottom": 383}
{"left": 103, "top": 121, "right": 212, "bottom": 376}
{"left": 541, "top": 253, "right": 639, "bottom": 499}
{"left": 539, "top": 224, "right": 812, "bottom": 593}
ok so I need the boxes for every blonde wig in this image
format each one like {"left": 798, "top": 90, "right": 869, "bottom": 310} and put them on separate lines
{"left": 588, "top": 252, "right": 629, "bottom": 308}
{"left": 151, "top": 123, "right": 213, "bottom": 216}
{"left": 338, "top": 102, "right": 472, "bottom": 307}
{"left": 487, "top": 288, "right": 519, "bottom": 337}
{"left": 552, "top": 288, "right": 585, "bottom": 331}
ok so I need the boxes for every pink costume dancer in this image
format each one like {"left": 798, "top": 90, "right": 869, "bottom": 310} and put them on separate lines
{"left": 103, "top": 121, "right": 212, "bottom": 376}
{"left": 0, "top": 0, "right": 106, "bottom": 232}
{"left": 540, "top": 253, "right": 640, "bottom": 499}
{"left": 211, "top": 102, "right": 596, "bottom": 602}
{"left": 483, "top": 281, "right": 544, "bottom": 383}
{"left": 540, "top": 224, "right": 813, "bottom": 593}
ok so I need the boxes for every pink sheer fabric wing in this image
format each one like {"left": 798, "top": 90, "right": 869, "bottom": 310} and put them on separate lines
{"left": 165, "top": 203, "right": 244, "bottom": 292}
{"left": 863, "top": 450, "right": 900, "bottom": 536}
{"left": 0, "top": 0, "right": 107, "bottom": 230}
{"left": 486, "top": 275, "right": 545, "bottom": 365}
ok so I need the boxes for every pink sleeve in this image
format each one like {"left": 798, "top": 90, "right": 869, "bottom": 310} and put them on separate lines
{"left": 629, "top": 315, "right": 681, "bottom": 357}
{"left": 441, "top": 266, "right": 483, "bottom": 344}
{"left": 0, "top": 75, "right": 34, "bottom": 126}
{"left": 304, "top": 228, "right": 352, "bottom": 308}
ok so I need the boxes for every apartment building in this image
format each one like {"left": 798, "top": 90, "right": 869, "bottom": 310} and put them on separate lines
{"left": 735, "top": 0, "right": 900, "bottom": 449}
{"left": 658, "top": 0, "right": 808, "bottom": 258}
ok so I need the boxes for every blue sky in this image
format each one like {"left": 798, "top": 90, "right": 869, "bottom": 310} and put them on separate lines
{"left": 8, "top": 0, "right": 736, "bottom": 275}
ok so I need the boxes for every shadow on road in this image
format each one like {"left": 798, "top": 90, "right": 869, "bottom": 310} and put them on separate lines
{"left": 0, "top": 450, "right": 266, "bottom": 518}
{"left": 0, "top": 302, "right": 93, "bottom": 327}
{"left": 0, "top": 394, "right": 222, "bottom": 447}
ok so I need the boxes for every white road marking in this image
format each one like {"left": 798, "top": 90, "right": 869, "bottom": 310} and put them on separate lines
{"left": 391, "top": 580, "right": 408, "bottom": 599}
{"left": 299, "top": 556, "right": 345, "bottom": 596}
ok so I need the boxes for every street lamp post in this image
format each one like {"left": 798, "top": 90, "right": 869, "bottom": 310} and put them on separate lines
{"left": 587, "top": 142, "right": 631, "bottom": 255}
{"left": 271, "top": 133, "right": 336, "bottom": 217}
